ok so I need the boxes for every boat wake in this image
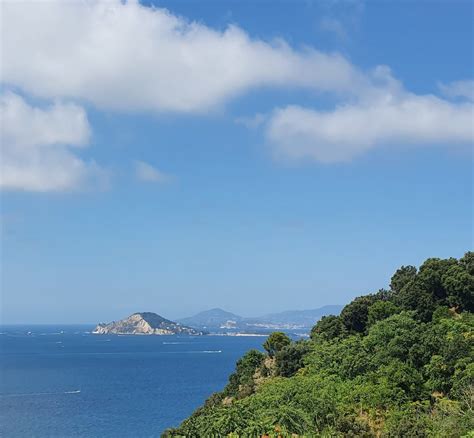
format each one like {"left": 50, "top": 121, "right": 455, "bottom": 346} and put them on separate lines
{"left": 162, "top": 342, "right": 190, "bottom": 345}
{"left": 0, "top": 390, "right": 81, "bottom": 397}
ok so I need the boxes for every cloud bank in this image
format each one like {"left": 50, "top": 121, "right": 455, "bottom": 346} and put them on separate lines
{"left": 1, "top": 0, "right": 472, "bottom": 192}
{"left": 266, "top": 92, "right": 474, "bottom": 163}
{"left": 2, "top": 0, "right": 364, "bottom": 113}
{"left": 0, "top": 93, "right": 105, "bottom": 192}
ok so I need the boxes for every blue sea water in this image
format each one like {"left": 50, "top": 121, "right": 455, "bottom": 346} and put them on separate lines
{"left": 0, "top": 325, "right": 266, "bottom": 437}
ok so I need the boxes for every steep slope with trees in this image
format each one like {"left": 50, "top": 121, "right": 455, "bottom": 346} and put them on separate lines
{"left": 164, "top": 252, "right": 474, "bottom": 437}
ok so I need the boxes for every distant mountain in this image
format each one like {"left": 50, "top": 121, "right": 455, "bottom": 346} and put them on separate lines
{"left": 177, "top": 308, "right": 243, "bottom": 330}
{"left": 179, "top": 305, "right": 343, "bottom": 333}
{"left": 93, "top": 312, "right": 204, "bottom": 335}
{"left": 253, "top": 305, "right": 344, "bottom": 328}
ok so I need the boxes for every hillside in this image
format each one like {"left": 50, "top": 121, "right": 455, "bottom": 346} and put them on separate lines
{"left": 93, "top": 312, "right": 204, "bottom": 335}
{"left": 164, "top": 252, "right": 474, "bottom": 437}
{"left": 178, "top": 305, "right": 343, "bottom": 333}
{"left": 177, "top": 308, "right": 243, "bottom": 330}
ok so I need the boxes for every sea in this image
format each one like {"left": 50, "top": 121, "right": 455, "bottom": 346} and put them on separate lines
{"left": 0, "top": 325, "right": 266, "bottom": 437}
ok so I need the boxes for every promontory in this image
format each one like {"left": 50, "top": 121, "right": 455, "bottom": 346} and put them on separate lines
{"left": 93, "top": 312, "right": 204, "bottom": 335}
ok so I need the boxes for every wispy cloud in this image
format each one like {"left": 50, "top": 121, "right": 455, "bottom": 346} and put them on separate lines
{"left": 134, "top": 161, "right": 171, "bottom": 183}
{"left": 438, "top": 79, "right": 474, "bottom": 101}
{"left": 234, "top": 113, "right": 267, "bottom": 129}
{"left": 319, "top": 17, "right": 347, "bottom": 41}
{"left": 317, "top": 0, "right": 364, "bottom": 42}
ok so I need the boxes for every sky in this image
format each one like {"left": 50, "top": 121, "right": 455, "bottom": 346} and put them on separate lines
{"left": 0, "top": 0, "right": 473, "bottom": 324}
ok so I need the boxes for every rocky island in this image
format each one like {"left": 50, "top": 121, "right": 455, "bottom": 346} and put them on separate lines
{"left": 93, "top": 312, "right": 205, "bottom": 335}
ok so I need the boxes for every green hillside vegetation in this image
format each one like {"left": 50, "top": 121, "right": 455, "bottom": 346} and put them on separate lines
{"left": 163, "top": 253, "right": 474, "bottom": 437}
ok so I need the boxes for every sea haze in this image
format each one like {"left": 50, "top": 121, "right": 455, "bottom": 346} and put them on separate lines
{"left": 0, "top": 325, "right": 265, "bottom": 437}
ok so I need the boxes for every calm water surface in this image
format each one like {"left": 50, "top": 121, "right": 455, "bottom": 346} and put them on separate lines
{"left": 0, "top": 325, "right": 265, "bottom": 437}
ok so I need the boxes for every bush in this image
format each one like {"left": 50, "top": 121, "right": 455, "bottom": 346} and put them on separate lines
{"left": 263, "top": 332, "right": 291, "bottom": 357}
{"left": 310, "top": 315, "right": 346, "bottom": 341}
{"left": 275, "top": 341, "right": 311, "bottom": 377}
{"left": 223, "top": 349, "right": 265, "bottom": 398}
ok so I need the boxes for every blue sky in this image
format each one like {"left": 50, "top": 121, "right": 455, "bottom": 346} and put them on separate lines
{"left": 1, "top": 0, "right": 472, "bottom": 324}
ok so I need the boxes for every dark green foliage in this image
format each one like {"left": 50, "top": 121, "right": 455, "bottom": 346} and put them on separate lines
{"left": 203, "top": 391, "right": 224, "bottom": 408}
{"left": 166, "top": 253, "right": 474, "bottom": 438}
{"left": 385, "top": 398, "right": 474, "bottom": 438}
{"left": 367, "top": 300, "right": 401, "bottom": 326}
{"left": 310, "top": 314, "right": 346, "bottom": 341}
{"left": 460, "top": 251, "right": 474, "bottom": 275}
{"left": 417, "top": 257, "right": 457, "bottom": 301}
{"left": 384, "top": 402, "right": 432, "bottom": 437}
{"left": 364, "top": 313, "right": 424, "bottom": 374}
{"left": 395, "top": 280, "right": 438, "bottom": 321}
{"left": 431, "top": 305, "right": 452, "bottom": 321}
{"left": 262, "top": 331, "right": 291, "bottom": 357}
{"left": 306, "top": 333, "right": 369, "bottom": 379}
{"left": 340, "top": 294, "right": 375, "bottom": 333}
{"left": 275, "top": 341, "right": 311, "bottom": 377}
{"left": 223, "top": 349, "right": 265, "bottom": 399}
{"left": 443, "top": 263, "right": 474, "bottom": 311}
{"left": 390, "top": 265, "right": 417, "bottom": 293}
{"left": 391, "top": 254, "right": 474, "bottom": 320}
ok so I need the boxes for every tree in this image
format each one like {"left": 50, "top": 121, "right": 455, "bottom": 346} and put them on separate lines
{"left": 442, "top": 263, "right": 474, "bottom": 312}
{"left": 417, "top": 257, "right": 457, "bottom": 302}
{"left": 275, "top": 341, "right": 311, "bottom": 377}
{"left": 310, "top": 315, "right": 346, "bottom": 341}
{"left": 263, "top": 332, "right": 291, "bottom": 357}
{"left": 340, "top": 295, "right": 375, "bottom": 333}
{"left": 223, "top": 349, "right": 265, "bottom": 398}
{"left": 364, "top": 312, "right": 421, "bottom": 366}
{"left": 368, "top": 301, "right": 401, "bottom": 326}
{"left": 459, "top": 251, "right": 474, "bottom": 275}
{"left": 391, "top": 266, "right": 417, "bottom": 294}
{"left": 395, "top": 281, "right": 437, "bottom": 322}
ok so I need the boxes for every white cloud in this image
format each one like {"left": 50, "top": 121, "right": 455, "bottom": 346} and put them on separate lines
{"left": 266, "top": 91, "right": 474, "bottom": 163}
{"left": 1, "top": 0, "right": 365, "bottom": 113}
{"left": 134, "top": 161, "right": 170, "bottom": 183}
{"left": 439, "top": 80, "right": 474, "bottom": 101}
{"left": 0, "top": 93, "right": 106, "bottom": 192}
{"left": 2, "top": 1, "right": 472, "bottom": 168}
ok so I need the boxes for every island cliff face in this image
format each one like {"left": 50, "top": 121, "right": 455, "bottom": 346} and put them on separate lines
{"left": 93, "top": 312, "right": 204, "bottom": 335}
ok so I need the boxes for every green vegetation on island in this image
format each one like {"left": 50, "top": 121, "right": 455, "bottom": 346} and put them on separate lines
{"left": 163, "top": 252, "right": 474, "bottom": 437}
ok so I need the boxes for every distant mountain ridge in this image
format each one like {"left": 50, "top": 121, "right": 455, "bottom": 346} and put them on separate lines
{"left": 93, "top": 312, "right": 204, "bottom": 335}
{"left": 177, "top": 305, "right": 343, "bottom": 333}
{"left": 253, "top": 305, "right": 344, "bottom": 326}
{"left": 178, "top": 308, "right": 243, "bottom": 328}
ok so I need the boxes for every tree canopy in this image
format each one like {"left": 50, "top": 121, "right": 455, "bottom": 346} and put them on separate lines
{"left": 164, "top": 252, "right": 474, "bottom": 438}
{"left": 263, "top": 331, "right": 291, "bottom": 357}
